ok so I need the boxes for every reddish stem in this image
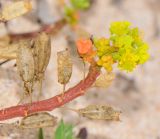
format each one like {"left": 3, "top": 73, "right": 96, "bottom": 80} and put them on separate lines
{"left": 0, "top": 64, "right": 100, "bottom": 121}
{"left": 8, "top": 19, "right": 66, "bottom": 41}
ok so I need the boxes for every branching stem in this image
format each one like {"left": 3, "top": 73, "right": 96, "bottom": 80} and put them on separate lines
{"left": 0, "top": 63, "right": 100, "bottom": 121}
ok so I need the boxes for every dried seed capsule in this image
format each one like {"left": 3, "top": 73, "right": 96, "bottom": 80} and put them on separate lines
{"left": 77, "top": 105, "right": 121, "bottom": 121}
{"left": 57, "top": 49, "right": 72, "bottom": 85}
{"left": 20, "top": 112, "right": 57, "bottom": 129}
{"left": 0, "top": 1, "right": 32, "bottom": 21}
{"left": 16, "top": 40, "right": 34, "bottom": 96}
{"left": 0, "top": 43, "right": 17, "bottom": 59}
{"left": 33, "top": 33, "right": 51, "bottom": 99}
{"left": 33, "top": 33, "right": 51, "bottom": 80}
{"left": 0, "top": 36, "right": 17, "bottom": 59}
{"left": 94, "top": 72, "right": 115, "bottom": 88}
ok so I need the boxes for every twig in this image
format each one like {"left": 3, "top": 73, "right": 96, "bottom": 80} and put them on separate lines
{"left": 0, "top": 63, "right": 100, "bottom": 121}
{"left": 8, "top": 19, "right": 66, "bottom": 41}
{"left": 0, "top": 59, "right": 10, "bottom": 66}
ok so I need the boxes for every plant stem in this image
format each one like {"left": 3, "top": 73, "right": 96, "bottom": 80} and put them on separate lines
{"left": 0, "top": 63, "right": 100, "bottom": 121}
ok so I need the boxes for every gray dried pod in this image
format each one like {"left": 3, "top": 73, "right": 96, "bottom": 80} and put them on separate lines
{"left": 94, "top": 72, "right": 115, "bottom": 88}
{"left": 77, "top": 105, "right": 121, "bottom": 121}
{"left": 57, "top": 49, "right": 72, "bottom": 85}
{"left": 33, "top": 33, "right": 51, "bottom": 99}
{"left": 20, "top": 112, "right": 57, "bottom": 129}
{"left": 16, "top": 40, "right": 35, "bottom": 96}
{"left": 33, "top": 33, "right": 51, "bottom": 80}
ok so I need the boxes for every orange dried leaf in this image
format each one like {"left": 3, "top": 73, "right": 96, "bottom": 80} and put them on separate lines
{"left": 83, "top": 50, "right": 96, "bottom": 63}
{"left": 76, "top": 38, "right": 92, "bottom": 54}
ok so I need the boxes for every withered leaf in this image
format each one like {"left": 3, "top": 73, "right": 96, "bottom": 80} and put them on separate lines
{"left": 16, "top": 40, "right": 34, "bottom": 95}
{"left": 0, "top": 35, "right": 10, "bottom": 46}
{"left": 57, "top": 49, "right": 72, "bottom": 85}
{"left": 77, "top": 105, "right": 121, "bottom": 121}
{"left": 0, "top": 1, "right": 32, "bottom": 21}
{"left": 20, "top": 112, "right": 57, "bottom": 129}
{"left": 94, "top": 72, "right": 115, "bottom": 88}
{"left": 0, "top": 43, "right": 17, "bottom": 59}
{"left": 33, "top": 32, "right": 51, "bottom": 80}
{"left": 0, "top": 36, "right": 17, "bottom": 59}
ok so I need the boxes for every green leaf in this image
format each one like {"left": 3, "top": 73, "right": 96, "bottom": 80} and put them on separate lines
{"left": 64, "top": 6, "right": 78, "bottom": 25}
{"left": 70, "top": 0, "right": 90, "bottom": 10}
{"left": 54, "top": 120, "right": 75, "bottom": 139}
{"left": 38, "top": 128, "right": 44, "bottom": 139}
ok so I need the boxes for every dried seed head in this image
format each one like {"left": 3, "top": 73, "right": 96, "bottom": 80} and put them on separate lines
{"left": 17, "top": 40, "right": 34, "bottom": 82}
{"left": 0, "top": 36, "right": 17, "bottom": 59}
{"left": 33, "top": 32, "right": 51, "bottom": 80}
{"left": 0, "top": 43, "right": 17, "bottom": 59}
{"left": 0, "top": 1, "right": 32, "bottom": 21}
{"left": 20, "top": 112, "right": 57, "bottom": 129}
{"left": 94, "top": 72, "right": 115, "bottom": 88}
{"left": 16, "top": 40, "right": 34, "bottom": 94}
{"left": 77, "top": 105, "right": 121, "bottom": 121}
{"left": 57, "top": 49, "right": 72, "bottom": 85}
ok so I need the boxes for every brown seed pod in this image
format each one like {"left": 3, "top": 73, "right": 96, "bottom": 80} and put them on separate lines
{"left": 0, "top": 36, "right": 17, "bottom": 59}
{"left": 94, "top": 72, "right": 115, "bottom": 88}
{"left": 77, "top": 105, "right": 121, "bottom": 121}
{"left": 32, "top": 33, "right": 51, "bottom": 98}
{"left": 0, "top": 1, "right": 32, "bottom": 22}
{"left": 16, "top": 40, "right": 35, "bottom": 95}
{"left": 19, "top": 112, "right": 57, "bottom": 129}
{"left": 33, "top": 32, "right": 51, "bottom": 80}
{"left": 0, "top": 43, "right": 17, "bottom": 59}
{"left": 57, "top": 49, "right": 72, "bottom": 85}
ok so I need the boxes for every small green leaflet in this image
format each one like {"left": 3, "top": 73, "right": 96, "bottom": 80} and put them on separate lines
{"left": 38, "top": 128, "right": 44, "bottom": 139}
{"left": 70, "top": 0, "right": 90, "bottom": 10}
{"left": 54, "top": 120, "right": 75, "bottom": 139}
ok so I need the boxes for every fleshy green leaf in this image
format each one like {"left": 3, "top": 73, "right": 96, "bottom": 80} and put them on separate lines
{"left": 54, "top": 120, "right": 75, "bottom": 139}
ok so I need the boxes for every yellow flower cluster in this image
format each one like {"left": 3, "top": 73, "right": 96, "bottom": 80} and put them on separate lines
{"left": 94, "top": 21, "right": 150, "bottom": 72}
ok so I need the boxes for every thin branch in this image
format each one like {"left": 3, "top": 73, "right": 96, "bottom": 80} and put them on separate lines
{"left": 0, "top": 59, "right": 10, "bottom": 66}
{"left": 0, "top": 63, "right": 100, "bottom": 121}
{"left": 8, "top": 19, "right": 66, "bottom": 41}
